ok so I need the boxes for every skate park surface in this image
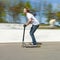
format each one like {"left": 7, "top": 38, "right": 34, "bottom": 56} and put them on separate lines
{"left": 0, "top": 24, "right": 60, "bottom": 42}
{"left": 0, "top": 24, "right": 60, "bottom": 60}
{"left": 0, "top": 42, "right": 60, "bottom": 60}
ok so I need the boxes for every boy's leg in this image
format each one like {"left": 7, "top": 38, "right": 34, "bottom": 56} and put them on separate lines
{"left": 30, "top": 25, "right": 39, "bottom": 45}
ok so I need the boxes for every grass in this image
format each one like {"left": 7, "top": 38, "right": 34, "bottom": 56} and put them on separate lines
{"left": 39, "top": 24, "right": 60, "bottom": 29}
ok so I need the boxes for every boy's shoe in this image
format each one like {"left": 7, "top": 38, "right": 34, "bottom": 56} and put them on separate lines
{"left": 36, "top": 42, "right": 42, "bottom": 45}
{"left": 29, "top": 43, "right": 34, "bottom": 45}
{"left": 29, "top": 42, "right": 42, "bottom": 45}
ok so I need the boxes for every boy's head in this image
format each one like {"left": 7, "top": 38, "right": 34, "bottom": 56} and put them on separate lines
{"left": 23, "top": 8, "right": 30, "bottom": 14}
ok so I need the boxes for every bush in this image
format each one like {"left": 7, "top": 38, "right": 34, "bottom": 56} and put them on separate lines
{"left": 0, "top": 18, "right": 8, "bottom": 23}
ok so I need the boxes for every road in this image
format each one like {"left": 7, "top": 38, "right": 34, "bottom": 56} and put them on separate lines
{"left": 0, "top": 42, "right": 60, "bottom": 60}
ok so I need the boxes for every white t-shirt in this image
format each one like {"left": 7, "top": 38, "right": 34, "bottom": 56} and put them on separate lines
{"left": 26, "top": 13, "right": 39, "bottom": 25}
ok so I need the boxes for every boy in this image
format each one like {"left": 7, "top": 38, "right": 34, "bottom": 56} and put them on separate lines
{"left": 23, "top": 8, "right": 39, "bottom": 45}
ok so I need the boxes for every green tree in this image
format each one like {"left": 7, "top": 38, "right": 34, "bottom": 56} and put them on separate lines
{"left": 55, "top": 4, "right": 60, "bottom": 24}
{"left": 56, "top": 12, "right": 60, "bottom": 24}
{"left": 0, "top": 2, "right": 7, "bottom": 23}
{"left": 33, "top": 0, "right": 47, "bottom": 23}
{"left": 9, "top": 1, "right": 33, "bottom": 23}
{"left": 25, "top": 1, "right": 32, "bottom": 9}
{"left": 34, "top": 1, "right": 42, "bottom": 23}
{"left": 44, "top": 3, "right": 53, "bottom": 22}
{"left": 25, "top": 1, "right": 36, "bottom": 14}
{"left": 9, "top": 1, "right": 25, "bottom": 23}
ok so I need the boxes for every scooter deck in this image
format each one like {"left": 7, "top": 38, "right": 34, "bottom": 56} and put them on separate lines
{"left": 23, "top": 45, "right": 41, "bottom": 48}
{"left": 22, "top": 43, "right": 41, "bottom": 48}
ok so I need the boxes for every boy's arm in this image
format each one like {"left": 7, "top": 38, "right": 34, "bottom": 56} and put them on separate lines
{"left": 25, "top": 18, "right": 32, "bottom": 26}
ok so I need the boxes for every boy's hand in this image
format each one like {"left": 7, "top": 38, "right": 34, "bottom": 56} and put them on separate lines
{"left": 23, "top": 24, "right": 27, "bottom": 27}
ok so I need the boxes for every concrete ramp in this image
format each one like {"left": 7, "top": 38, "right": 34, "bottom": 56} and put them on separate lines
{"left": 0, "top": 29, "right": 60, "bottom": 43}
{"left": 0, "top": 23, "right": 60, "bottom": 43}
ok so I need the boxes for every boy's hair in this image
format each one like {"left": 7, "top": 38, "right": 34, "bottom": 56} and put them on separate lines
{"left": 25, "top": 8, "right": 30, "bottom": 12}
{"left": 24, "top": 8, "right": 36, "bottom": 16}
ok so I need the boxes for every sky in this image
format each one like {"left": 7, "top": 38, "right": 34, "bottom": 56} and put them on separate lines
{"left": 1, "top": 0, "right": 60, "bottom": 9}
{"left": 1, "top": 0, "right": 60, "bottom": 4}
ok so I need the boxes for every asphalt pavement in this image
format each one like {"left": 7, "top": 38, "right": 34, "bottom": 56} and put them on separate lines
{"left": 0, "top": 42, "right": 60, "bottom": 60}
